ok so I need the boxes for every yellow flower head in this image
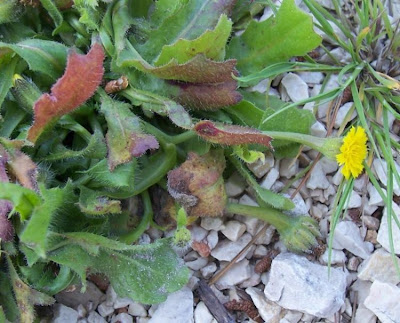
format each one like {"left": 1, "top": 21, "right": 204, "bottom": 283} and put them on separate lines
{"left": 336, "top": 126, "right": 368, "bottom": 179}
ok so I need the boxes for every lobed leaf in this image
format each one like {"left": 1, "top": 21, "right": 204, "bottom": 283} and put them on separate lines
{"left": 227, "top": 0, "right": 322, "bottom": 75}
{"left": 78, "top": 186, "right": 121, "bottom": 216}
{"left": 27, "top": 43, "right": 105, "bottom": 144}
{"left": 99, "top": 95, "right": 159, "bottom": 171}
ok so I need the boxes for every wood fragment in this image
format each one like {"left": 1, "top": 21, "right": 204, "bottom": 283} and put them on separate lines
{"left": 224, "top": 299, "right": 262, "bottom": 323}
{"left": 254, "top": 249, "right": 279, "bottom": 274}
{"left": 197, "top": 279, "right": 235, "bottom": 323}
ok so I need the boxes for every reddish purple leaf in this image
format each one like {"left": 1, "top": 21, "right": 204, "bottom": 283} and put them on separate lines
{"left": 28, "top": 43, "right": 105, "bottom": 143}
{"left": 0, "top": 145, "right": 13, "bottom": 241}
{"left": 194, "top": 120, "right": 273, "bottom": 148}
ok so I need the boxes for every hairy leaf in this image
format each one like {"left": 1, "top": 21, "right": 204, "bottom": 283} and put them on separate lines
{"left": 0, "top": 39, "right": 68, "bottom": 79}
{"left": 194, "top": 120, "right": 273, "bottom": 148}
{"left": 27, "top": 43, "right": 104, "bottom": 144}
{"left": 78, "top": 186, "right": 121, "bottom": 215}
{"left": 100, "top": 95, "right": 159, "bottom": 170}
{"left": 19, "top": 183, "right": 73, "bottom": 258}
{"left": 48, "top": 235, "right": 189, "bottom": 304}
{"left": 154, "top": 14, "right": 232, "bottom": 66}
{"left": 227, "top": 0, "right": 321, "bottom": 74}
{"left": 0, "top": 147, "right": 13, "bottom": 241}
{"left": 6, "top": 257, "right": 55, "bottom": 323}
{"left": 0, "top": 57, "right": 17, "bottom": 108}
{"left": 168, "top": 150, "right": 226, "bottom": 217}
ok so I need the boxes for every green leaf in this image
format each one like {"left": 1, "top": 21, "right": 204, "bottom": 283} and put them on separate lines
{"left": 0, "top": 39, "right": 68, "bottom": 79}
{"left": 39, "top": 0, "right": 63, "bottom": 35}
{"left": 6, "top": 257, "right": 55, "bottom": 323}
{"left": 0, "top": 272, "right": 19, "bottom": 323}
{"left": 227, "top": 0, "right": 321, "bottom": 75}
{"left": 19, "top": 183, "right": 74, "bottom": 258}
{"left": 139, "top": 0, "right": 236, "bottom": 61}
{"left": 225, "top": 100, "right": 264, "bottom": 128}
{"left": 48, "top": 235, "right": 190, "bottom": 304}
{"left": 0, "top": 183, "right": 41, "bottom": 221}
{"left": 0, "top": 57, "right": 17, "bottom": 108}
{"left": 78, "top": 186, "right": 121, "bottom": 216}
{"left": 233, "top": 145, "right": 265, "bottom": 163}
{"left": 85, "top": 159, "right": 136, "bottom": 190}
{"left": 99, "top": 94, "right": 159, "bottom": 170}
{"left": 154, "top": 14, "right": 232, "bottom": 66}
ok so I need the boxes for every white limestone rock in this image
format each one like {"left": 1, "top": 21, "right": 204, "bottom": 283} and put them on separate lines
{"left": 114, "top": 297, "right": 133, "bottom": 309}
{"left": 225, "top": 172, "right": 246, "bottom": 197}
{"left": 334, "top": 102, "right": 356, "bottom": 128}
{"left": 347, "top": 190, "right": 362, "bottom": 209}
{"left": 211, "top": 233, "right": 253, "bottom": 262}
{"left": 215, "top": 259, "right": 252, "bottom": 289}
{"left": 264, "top": 253, "right": 347, "bottom": 318}
{"left": 206, "top": 230, "right": 219, "bottom": 250}
{"left": 364, "top": 281, "right": 400, "bottom": 323}
{"left": 331, "top": 221, "right": 372, "bottom": 259}
{"left": 306, "top": 162, "right": 330, "bottom": 190}
{"left": 200, "top": 262, "right": 217, "bottom": 279}
{"left": 377, "top": 203, "right": 400, "bottom": 254}
{"left": 358, "top": 248, "right": 400, "bottom": 285}
{"left": 55, "top": 282, "right": 105, "bottom": 310}
{"left": 148, "top": 287, "right": 193, "bottom": 323}
{"left": 247, "top": 153, "right": 274, "bottom": 178}
{"left": 185, "top": 257, "right": 209, "bottom": 271}
{"left": 97, "top": 302, "right": 114, "bottom": 317}
{"left": 111, "top": 313, "right": 133, "bottom": 323}
{"left": 88, "top": 311, "right": 107, "bottom": 323}
{"left": 281, "top": 73, "right": 309, "bottom": 102}
{"left": 280, "top": 158, "right": 299, "bottom": 179}
{"left": 319, "top": 249, "right": 347, "bottom": 265}
{"left": 367, "top": 183, "right": 385, "bottom": 207}
{"left": 319, "top": 157, "right": 338, "bottom": 174}
{"left": 201, "top": 217, "right": 224, "bottom": 231}
{"left": 238, "top": 194, "right": 258, "bottom": 207}
{"left": 246, "top": 287, "right": 281, "bottom": 323}
{"left": 194, "top": 301, "right": 214, "bottom": 323}
{"left": 221, "top": 220, "right": 246, "bottom": 242}
{"left": 373, "top": 159, "right": 400, "bottom": 195}
{"left": 310, "top": 121, "right": 327, "bottom": 138}
{"left": 260, "top": 168, "right": 280, "bottom": 190}
{"left": 128, "top": 302, "right": 147, "bottom": 317}
{"left": 52, "top": 304, "right": 79, "bottom": 323}
{"left": 297, "top": 71, "right": 324, "bottom": 84}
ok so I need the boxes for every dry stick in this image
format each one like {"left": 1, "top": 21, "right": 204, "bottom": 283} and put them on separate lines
{"left": 209, "top": 94, "right": 344, "bottom": 286}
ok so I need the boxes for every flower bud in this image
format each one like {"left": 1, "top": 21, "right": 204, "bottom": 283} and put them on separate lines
{"left": 11, "top": 74, "right": 41, "bottom": 113}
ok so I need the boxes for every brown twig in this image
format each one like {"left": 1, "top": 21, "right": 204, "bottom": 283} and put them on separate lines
{"left": 225, "top": 299, "right": 263, "bottom": 323}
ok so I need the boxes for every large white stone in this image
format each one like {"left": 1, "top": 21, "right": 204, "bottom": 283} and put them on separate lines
{"left": 214, "top": 259, "right": 252, "bottom": 289}
{"left": 280, "top": 158, "right": 299, "bottom": 179}
{"left": 367, "top": 183, "right": 385, "bottom": 207}
{"left": 194, "top": 301, "right": 214, "bottom": 323}
{"left": 221, "top": 220, "right": 246, "bottom": 242}
{"left": 334, "top": 102, "right": 356, "bottom": 128}
{"left": 347, "top": 190, "right": 362, "bottom": 209}
{"left": 225, "top": 172, "right": 246, "bottom": 198}
{"left": 281, "top": 73, "right": 309, "bottom": 102}
{"left": 260, "top": 168, "right": 280, "bottom": 190}
{"left": 364, "top": 281, "right": 400, "bottom": 323}
{"left": 52, "top": 304, "right": 79, "bottom": 323}
{"left": 310, "top": 121, "right": 327, "bottom": 138}
{"left": 246, "top": 287, "right": 281, "bottom": 323}
{"left": 111, "top": 313, "right": 133, "bottom": 323}
{"left": 331, "top": 221, "right": 372, "bottom": 259}
{"left": 297, "top": 71, "right": 324, "bottom": 84}
{"left": 373, "top": 159, "right": 400, "bottom": 195}
{"left": 264, "top": 253, "right": 347, "bottom": 318}
{"left": 211, "top": 233, "right": 252, "bottom": 262}
{"left": 358, "top": 248, "right": 400, "bottom": 285}
{"left": 319, "top": 249, "right": 347, "bottom": 265}
{"left": 149, "top": 287, "right": 193, "bottom": 323}
{"left": 377, "top": 203, "right": 400, "bottom": 254}
{"left": 306, "top": 162, "right": 330, "bottom": 190}
{"left": 247, "top": 153, "right": 274, "bottom": 178}
{"left": 201, "top": 217, "right": 224, "bottom": 231}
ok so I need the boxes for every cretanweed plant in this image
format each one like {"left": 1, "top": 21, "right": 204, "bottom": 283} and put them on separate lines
{"left": 1, "top": 0, "right": 396, "bottom": 321}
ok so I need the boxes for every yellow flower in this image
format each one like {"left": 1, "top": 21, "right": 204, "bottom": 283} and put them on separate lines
{"left": 336, "top": 126, "right": 368, "bottom": 179}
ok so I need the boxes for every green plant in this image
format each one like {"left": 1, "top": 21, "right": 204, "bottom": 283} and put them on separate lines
{"left": 1, "top": 0, "right": 381, "bottom": 321}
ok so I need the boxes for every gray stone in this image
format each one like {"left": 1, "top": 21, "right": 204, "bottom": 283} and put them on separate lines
{"left": 55, "top": 282, "right": 105, "bottom": 310}
{"left": 362, "top": 215, "right": 380, "bottom": 231}
{"left": 189, "top": 226, "right": 208, "bottom": 242}
{"left": 320, "top": 47, "right": 352, "bottom": 64}
{"left": 347, "top": 190, "right": 362, "bottom": 209}
{"left": 260, "top": 168, "right": 280, "bottom": 190}
{"left": 246, "top": 287, "right": 281, "bottom": 323}
{"left": 194, "top": 301, "right": 214, "bottom": 323}
{"left": 280, "top": 158, "right": 299, "bottom": 179}
{"left": 281, "top": 73, "right": 309, "bottom": 102}
{"left": 354, "top": 307, "right": 377, "bottom": 323}
{"left": 211, "top": 233, "right": 252, "bottom": 262}
{"left": 373, "top": 159, "right": 400, "bottom": 195}
{"left": 334, "top": 102, "right": 356, "bottom": 128}
{"left": 306, "top": 162, "right": 330, "bottom": 190}
{"left": 206, "top": 230, "right": 218, "bottom": 250}
{"left": 200, "top": 262, "right": 217, "bottom": 279}
{"left": 264, "top": 253, "right": 347, "bottom": 318}
{"left": 111, "top": 313, "right": 133, "bottom": 323}
{"left": 185, "top": 257, "right": 209, "bottom": 271}
{"left": 215, "top": 259, "right": 252, "bottom": 289}
{"left": 310, "top": 203, "right": 328, "bottom": 219}
{"left": 221, "top": 220, "right": 246, "bottom": 242}
{"left": 367, "top": 183, "right": 385, "bottom": 206}
{"left": 225, "top": 172, "right": 246, "bottom": 197}
{"left": 319, "top": 249, "right": 347, "bottom": 265}
{"left": 364, "top": 281, "right": 400, "bottom": 323}
{"left": 77, "top": 304, "right": 87, "bottom": 318}
{"left": 201, "top": 217, "right": 224, "bottom": 231}
{"left": 52, "top": 304, "right": 79, "bottom": 323}
{"left": 247, "top": 152, "right": 274, "bottom": 178}
{"left": 377, "top": 203, "right": 400, "bottom": 254}
{"left": 87, "top": 311, "right": 107, "bottom": 323}
{"left": 97, "top": 302, "right": 114, "bottom": 317}
{"left": 254, "top": 245, "right": 268, "bottom": 258}
{"left": 358, "top": 248, "right": 400, "bottom": 285}
{"left": 283, "top": 192, "right": 309, "bottom": 216}
{"left": 320, "top": 157, "right": 338, "bottom": 174}
{"left": 148, "top": 287, "right": 193, "bottom": 323}
{"left": 238, "top": 194, "right": 258, "bottom": 207}
{"left": 105, "top": 285, "right": 117, "bottom": 307}
{"left": 297, "top": 71, "right": 324, "bottom": 84}
{"left": 113, "top": 297, "right": 133, "bottom": 309}
{"left": 128, "top": 302, "right": 147, "bottom": 317}
{"left": 331, "top": 221, "right": 372, "bottom": 259}
{"left": 310, "top": 121, "right": 327, "bottom": 138}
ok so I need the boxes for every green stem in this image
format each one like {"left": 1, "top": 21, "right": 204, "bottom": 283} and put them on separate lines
{"left": 119, "top": 190, "right": 153, "bottom": 244}
{"left": 225, "top": 202, "right": 291, "bottom": 233}
{"left": 142, "top": 121, "right": 196, "bottom": 145}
